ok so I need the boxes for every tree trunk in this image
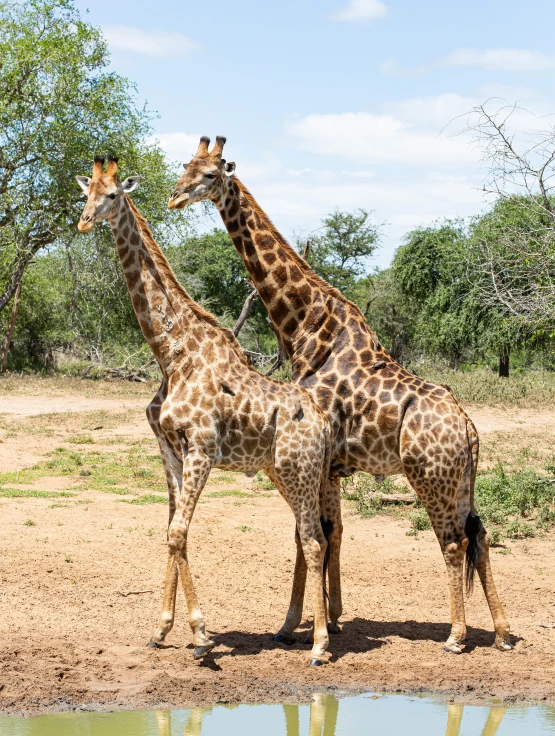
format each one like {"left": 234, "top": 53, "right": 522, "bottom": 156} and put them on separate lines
{"left": 2, "top": 280, "right": 22, "bottom": 372}
{"left": 498, "top": 345, "right": 510, "bottom": 378}
{"left": 232, "top": 285, "right": 258, "bottom": 337}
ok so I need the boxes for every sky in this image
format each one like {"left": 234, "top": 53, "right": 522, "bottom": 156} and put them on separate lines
{"left": 76, "top": 0, "right": 555, "bottom": 267}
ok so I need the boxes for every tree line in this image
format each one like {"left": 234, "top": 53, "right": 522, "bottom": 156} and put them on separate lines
{"left": 1, "top": 0, "right": 554, "bottom": 379}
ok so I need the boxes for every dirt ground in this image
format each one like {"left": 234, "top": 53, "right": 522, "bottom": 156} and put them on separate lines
{"left": 1, "top": 376, "right": 555, "bottom": 715}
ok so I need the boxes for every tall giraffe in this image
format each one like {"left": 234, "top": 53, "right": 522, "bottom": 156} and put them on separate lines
{"left": 75, "top": 155, "right": 334, "bottom": 665}
{"left": 168, "top": 136, "right": 512, "bottom": 654}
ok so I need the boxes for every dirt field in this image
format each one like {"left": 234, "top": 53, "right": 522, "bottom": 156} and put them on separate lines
{"left": 1, "top": 376, "right": 555, "bottom": 715}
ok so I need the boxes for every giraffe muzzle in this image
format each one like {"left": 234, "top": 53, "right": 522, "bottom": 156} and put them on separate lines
{"left": 168, "top": 191, "right": 189, "bottom": 210}
{"left": 78, "top": 215, "right": 95, "bottom": 233}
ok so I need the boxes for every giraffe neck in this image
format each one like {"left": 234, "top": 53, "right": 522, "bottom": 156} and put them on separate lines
{"left": 109, "top": 196, "right": 236, "bottom": 374}
{"left": 215, "top": 178, "right": 378, "bottom": 382}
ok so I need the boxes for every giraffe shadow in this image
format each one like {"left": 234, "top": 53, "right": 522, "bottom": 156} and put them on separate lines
{"left": 183, "top": 618, "right": 518, "bottom": 663}
{"left": 335, "top": 617, "right": 517, "bottom": 656}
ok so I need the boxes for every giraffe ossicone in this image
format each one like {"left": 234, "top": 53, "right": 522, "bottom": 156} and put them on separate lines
{"left": 168, "top": 135, "right": 513, "bottom": 654}
{"left": 76, "top": 154, "right": 336, "bottom": 665}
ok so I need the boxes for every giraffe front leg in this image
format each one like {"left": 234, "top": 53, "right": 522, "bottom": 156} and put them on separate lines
{"left": 146, "top": 402, "right": 183, "bottom": 648}
{"left": 148, "top": 553, "right": 179, "bottom": 647}
{"left": 168, "top": 447, "right": 215, "bottom": 659}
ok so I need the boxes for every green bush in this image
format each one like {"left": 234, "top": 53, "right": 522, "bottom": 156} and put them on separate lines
{"left": 408, "top": 508, "right": 432, "bottom": 532}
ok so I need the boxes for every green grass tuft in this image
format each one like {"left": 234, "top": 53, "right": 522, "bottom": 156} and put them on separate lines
{"left": 0, "top": 488, "right": 76, "bottom": 498}
{"left": 206, "top": 490, "right": 254, "bottom": 498}
{"left": 121, "top": 493, "right": 167, "bottom": 505}
{"left": 252, "top": 471, "right": 275, "bottom": 491}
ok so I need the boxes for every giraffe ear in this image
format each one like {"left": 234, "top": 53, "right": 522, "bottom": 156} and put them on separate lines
{"left": 224, "top": 161, "right": 236, "bottom": 176}
{"left": 121, "top": 175, "right": 141, "bottom": 193}
{"left": 75, "top": 176, "right": 91, "bottom": 194}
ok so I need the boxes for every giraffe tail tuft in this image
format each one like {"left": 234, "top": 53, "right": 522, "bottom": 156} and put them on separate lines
{"left": 320, "top": 515, "right": 334, "bottom": 602}
{"left": 464, "top": 512, "right": 483, "bottom": 595}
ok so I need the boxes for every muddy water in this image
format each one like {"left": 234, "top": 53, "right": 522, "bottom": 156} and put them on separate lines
{"left": 1, "top": 694, "right": 554, "bottom": 735}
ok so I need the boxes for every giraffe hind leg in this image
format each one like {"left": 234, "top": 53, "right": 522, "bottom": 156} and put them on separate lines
{"left": 471, "top": 516, "right": 512, "bottom": 650}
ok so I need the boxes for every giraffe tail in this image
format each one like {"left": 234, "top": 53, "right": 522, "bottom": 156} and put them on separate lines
{"left": 320, "top": 420, "right": 333, "bottom": 601}
{"left": 320, "top": 516, "right": 333, "bottom": 602}
{"left": 464, "top": 418, "right": 482, "bottom": 595}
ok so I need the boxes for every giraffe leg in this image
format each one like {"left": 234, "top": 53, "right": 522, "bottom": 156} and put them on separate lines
{"left": 475, "top": 525, "right": 512, "bottom": 650}
{"left": 274, "top": 527, "right": 306, "bottom": 644}
{"left": 445, "top": 703, "right": 463, "bottom": 736}
{"left": 441, "top": 531, "right": 468, "bottom": 654}
{"left": 168, "top": 446, "right": 215, "bottom": 659}
{"left": 283, "top": 705, "right": 300, "bottom": 736}
{"left": 321, "top": 476, "right": 343, "bottom": 633}
{"left": 482, "top": 707, "right": 505, "bottom": 735}
{"left": 146, "top": 391, "right": 184, "bottom": 648}
{"left": 148, "top": 553, "right": 179, "bottom": 647}
{"left": 404, "top": 469, "right": 468, "bottom": 652}
{"left": 290, "top": 508, "right": 329, "bottom": 664}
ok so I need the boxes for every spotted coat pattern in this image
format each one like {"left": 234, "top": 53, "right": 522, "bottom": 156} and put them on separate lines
{"left": 76, "top": 155, "right": 334, "bottom": 663}
{"left": 168, "top": 136, "right": 512, "bottom": 653}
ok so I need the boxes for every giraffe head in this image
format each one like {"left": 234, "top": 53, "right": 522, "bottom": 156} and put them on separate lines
{"left": 168, "top": 136, "right": 235, "bottom": 210}
{"left": 76, "top": 156, "right": 141, "bottom": 232}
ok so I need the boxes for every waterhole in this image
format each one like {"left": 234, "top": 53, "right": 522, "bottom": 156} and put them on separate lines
{"left": 1, "top": 693, "right": 554, "bottom": 735}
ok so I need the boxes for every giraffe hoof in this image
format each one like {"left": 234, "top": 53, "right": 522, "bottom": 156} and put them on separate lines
{"left": 327, "top": 622, "right": 341, "bottom": 635}
{"left": 443, "top": 643, "right": 463, "bottom": 654}
{"left": 309, "top": 658, "right": 324, "bottom": 667}
{"left": 494, "top": 637, "right": 514, "bottom": 651}
{"left": 193, "top": 643, "right": 215, "bottom": 660}
{"left": 274, "top": 632, "right": 296, "bottom": 645}
{"left": 147, "top": 640, "right": 161, "bottom": 648}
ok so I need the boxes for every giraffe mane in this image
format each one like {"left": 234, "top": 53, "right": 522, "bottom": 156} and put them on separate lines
{"left": 126, "top": 197, "right": 247, "bottom": 363}
{"left": 234, "top": 178, "right": 368, "bottom": 321}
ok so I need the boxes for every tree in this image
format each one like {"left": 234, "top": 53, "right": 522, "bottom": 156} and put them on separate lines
{"left": 0, "top": 0, "right": 163, "bottom": 315}
{"left": 0, "top": 0, "right": 188, "bottom": 369}
{"left": 299, "top": 209, "right": 380, "bottom": 299}
{"left": 462, "top": 102, "right": 555, "bottom": 337}
{"left": 392, "top": 222, "right": 481, "bottom": 369}
{"left": 351, "top": 268, "right": 416, "bottom": 365}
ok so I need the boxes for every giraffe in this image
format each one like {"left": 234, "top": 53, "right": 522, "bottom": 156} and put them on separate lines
{"left": 168, "top": 136, "right": 512, "bottom": 654}
{"left": 75, "top": 155, "right": 334, "bottom": 665}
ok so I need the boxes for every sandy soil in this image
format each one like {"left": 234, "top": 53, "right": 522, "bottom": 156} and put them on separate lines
{"left": 1, "top": 378, "right": 555, "bottom": 715}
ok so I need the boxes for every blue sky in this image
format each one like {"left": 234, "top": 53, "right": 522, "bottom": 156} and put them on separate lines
{"left": 76, "top": 0, "right": 555, "bottom": 266}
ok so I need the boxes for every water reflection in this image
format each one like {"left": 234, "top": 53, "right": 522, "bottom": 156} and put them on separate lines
{"left": 157, "top": 708, "right": 213, "bottom": 736}
{"left": 153, "top": 697, "right": 505, "bottom": 736}
{"left": 445, "top": 704, "right": 505, "bottom": 736}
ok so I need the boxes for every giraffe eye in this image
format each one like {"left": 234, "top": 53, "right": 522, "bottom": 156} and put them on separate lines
{"left": 108, "top": 193, "right": 117, "bottom": 199}
{"left": 205, "top": 173, "right": 217, "bottom": 179}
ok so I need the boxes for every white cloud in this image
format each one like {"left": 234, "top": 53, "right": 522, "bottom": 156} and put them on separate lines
{"left": 447, "top": 47, "right": 555, "bottom": 72}
{"left": 102, "top": 25, "right": 198, "bottom": 58}
{"left": 285, "top": 94, "right": 479, "bottom": 166}
{"left": 330, "top": 0, "right": 387, "bottom": 22}
{"left": 147, "top": 132, "right": 202, "bottom": 162}
{"left": 341, "top": 170, "right": 375, "bottom": 178}
{"left": 378, "top": 58, "right": 426, "bottom": 76}
{"left": 286, "top": 168, "right": 312, "bottom": 177}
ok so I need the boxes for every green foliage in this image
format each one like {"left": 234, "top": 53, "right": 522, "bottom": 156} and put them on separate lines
{"left": 0, "top": 488, "right": 75, "bottom": 498}
{"left": 302, "top": 209, "right": 380, "bottom": 299}
{"left": 341, "top": 474, "right": 398, "bottom": 518}
{"left": 206, "top": 490, "right": 254, "bottom": 498}
{"left": 392, "top": 221, "right": 485, "bottom": 369}
{"left": 0, "top": 0, "right": 192, "bottom": 370}
{"left": 418, "top": 366, "right": 555, "bottom": 407}
{"left": 252, "top": 471, "right": 276, "bottom": 491}
{"left": 122, "top": 494, "right": 166, "bottom": 505}
{"left": 407, "top": 509, "right": 432, "bottom": 533}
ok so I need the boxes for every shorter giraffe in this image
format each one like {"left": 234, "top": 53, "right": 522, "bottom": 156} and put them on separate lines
{"left": 76, "top": 156, "right": 333, "bottom": 664}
